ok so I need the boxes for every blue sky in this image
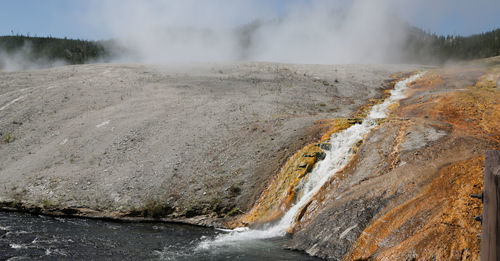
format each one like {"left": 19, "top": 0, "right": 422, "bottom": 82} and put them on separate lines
{"left": 1, "top": 0, "right": 499, "bottom": 40}
{"left": 0, "top": 1, "right": 96, "bottom": 39}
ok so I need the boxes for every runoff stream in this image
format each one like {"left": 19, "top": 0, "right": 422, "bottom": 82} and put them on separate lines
{"left": 0, "top": 73, "right": 423, "bottom": 260}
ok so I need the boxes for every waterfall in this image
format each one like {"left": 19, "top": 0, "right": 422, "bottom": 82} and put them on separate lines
{"left": 197, "top": 72, "right": 425, "bottom": 249}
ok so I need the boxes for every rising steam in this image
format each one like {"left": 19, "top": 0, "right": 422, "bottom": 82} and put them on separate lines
{"left": 0, "top": 42, "right": 66, "bottom": 72}
{"left": 88, "top": 0, "right": 411, "bottom": 64}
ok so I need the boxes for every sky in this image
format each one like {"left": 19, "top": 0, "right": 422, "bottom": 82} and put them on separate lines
{"left": 0, "top": 0, "right": 500, "bottom": 40}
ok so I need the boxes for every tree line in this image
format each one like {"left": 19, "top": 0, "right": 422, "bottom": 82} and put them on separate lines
{"left": 1, "top": 27, "right": 499, "bottom": 66}
{"left": 0, "top": 35, "right": 110, "bottom": 65}
{"left": 402, "top": 27, "right": 500, "bottom": 64}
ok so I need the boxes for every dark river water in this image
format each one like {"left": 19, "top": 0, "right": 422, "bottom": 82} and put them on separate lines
{"left": 0, "top": 212, "right": 319, "bottom": 260}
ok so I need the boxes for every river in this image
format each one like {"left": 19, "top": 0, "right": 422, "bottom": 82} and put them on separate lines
{"left": 0, "top": 211, "right": 318, "bottom": 260}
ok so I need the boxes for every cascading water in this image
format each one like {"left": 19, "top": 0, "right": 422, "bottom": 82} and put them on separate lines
{"left": 197, "top": 72, "right": 425, "bottom": 250}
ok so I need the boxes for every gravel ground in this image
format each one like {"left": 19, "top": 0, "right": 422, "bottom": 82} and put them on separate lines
{"left": 0, "top": 62, "right": 418, "bottom": 222}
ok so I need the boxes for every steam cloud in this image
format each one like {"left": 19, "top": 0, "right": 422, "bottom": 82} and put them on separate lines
{"left": 89, "top": 0, "right": 412, "bottom": 64}
{"left": 2, "top": 0, "right": 497, "bottom": 69}
{"left": 0, "top": 43, "right": 66, "bottom": 72}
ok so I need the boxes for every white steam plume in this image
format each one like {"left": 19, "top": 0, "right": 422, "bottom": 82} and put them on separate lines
{"left": 0, "top": 42, "right": 66, "bottom": 72}
{"left": 88, "top": 0, "right": 410, "bottom": 64}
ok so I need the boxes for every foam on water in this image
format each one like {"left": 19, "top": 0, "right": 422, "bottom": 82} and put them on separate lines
{"left": 197, "top": 72, "right": 424, "bottom": 250}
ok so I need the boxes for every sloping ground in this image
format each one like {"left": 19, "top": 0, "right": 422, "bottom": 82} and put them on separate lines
{"left": 231, "top": 77, "right": 405, "bottom": 228}
{"left": 283, "top": 60, "right": 500, "bottom": 260}
{"left": 0, "top": 63, "right": 415, "bottom": 225}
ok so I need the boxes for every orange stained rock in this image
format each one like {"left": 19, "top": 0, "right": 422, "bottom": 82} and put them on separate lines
{"left": 233, "top": 143, "right": 325, "bottom": 227}
{"left": 231, "top": 72, "right": 417, "bottom": 229}
{"left": 320, "top": 118, "right": 362, "bottom": 142}
{"left": 475, "top": 68, "right": 500, "bottom": 89}
{"left": 345, "top": 156, "right": 484, "bottom": 261}
{"left": 344, "top": 67, "right": 500, "bottom": 260}
{"left": 354, "top": 73, "right": 410, "bottom": 118}
{"left": 404, "top": 67, "right": 482, "bottom": 97}
{"left": 408, "top": 71, "right": 443, "bottom": 90}
{"left": 398, "top": 71, "right": 500, "bottom": 144}
{"left": 320, "top": 74, "right": 407, "bottom": 143}
{"left": 354, "top": 96, "right": 389, "bottom": 118}
{"left": 232, "top": 74, "right": 406, "bottom": 227}
{"left": 290, "top": 144, "right": 365, "bottom": 233}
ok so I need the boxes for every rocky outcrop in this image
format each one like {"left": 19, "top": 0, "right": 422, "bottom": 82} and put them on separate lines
{"left": 283, "top": 60, "right": 500, "bottom": 260}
